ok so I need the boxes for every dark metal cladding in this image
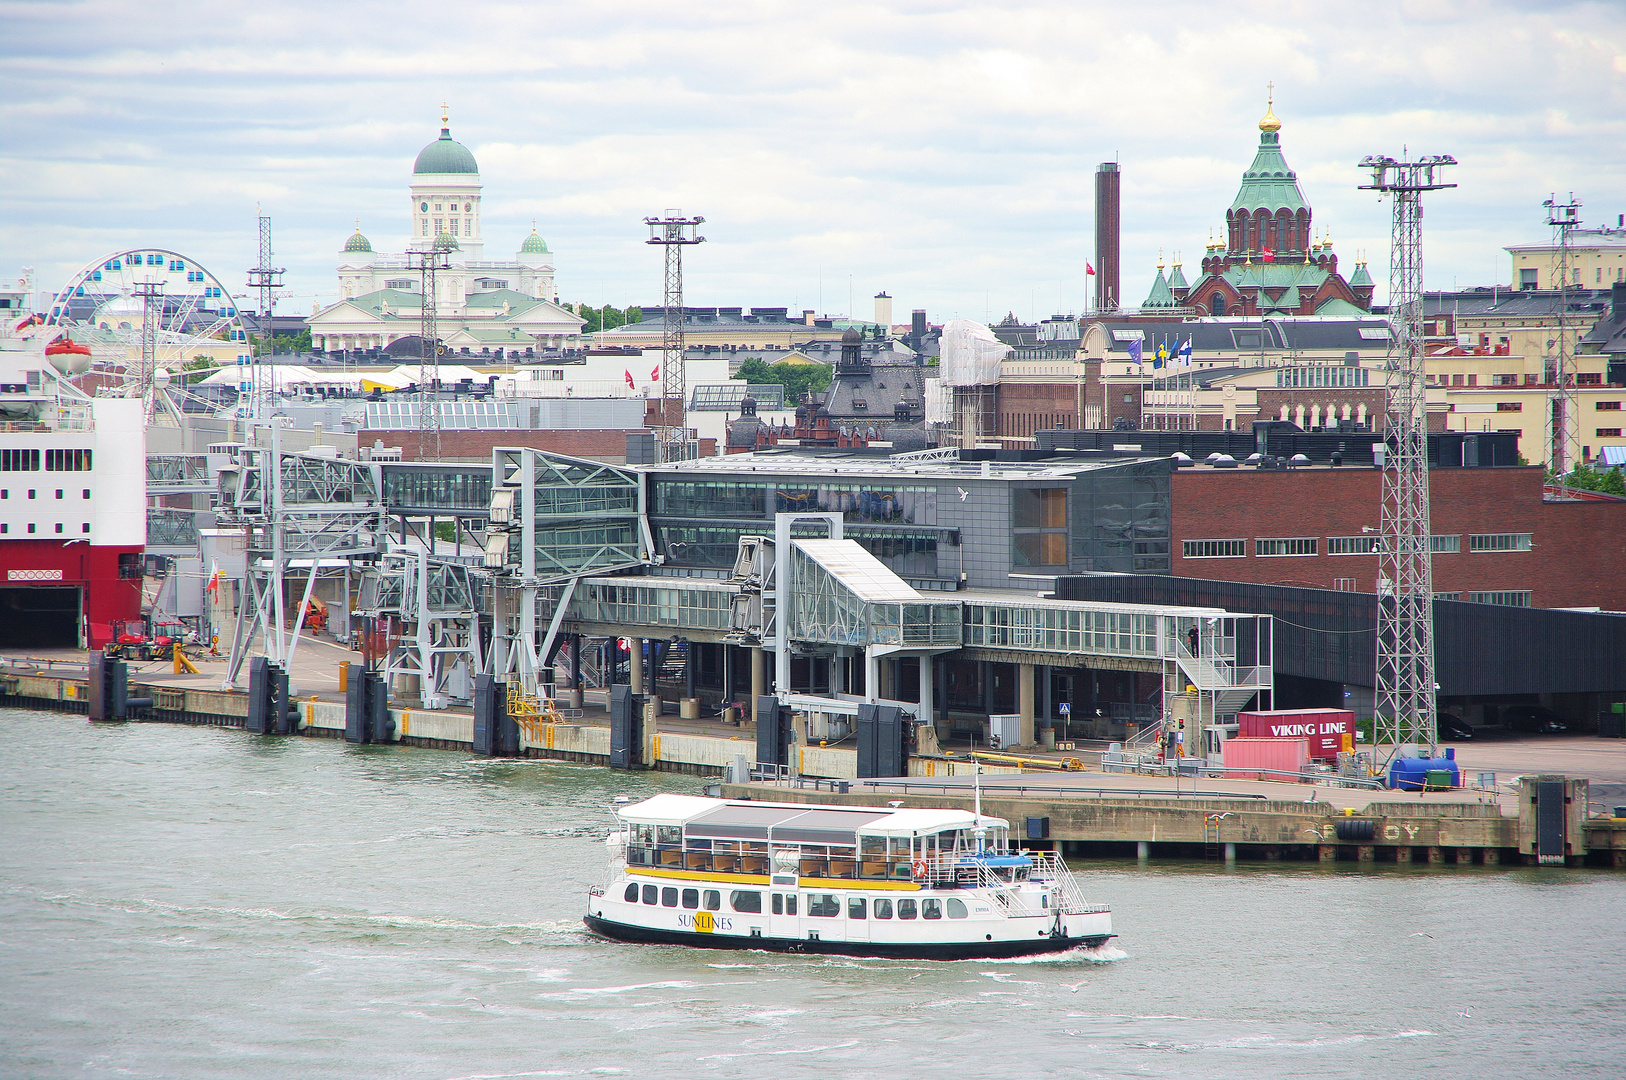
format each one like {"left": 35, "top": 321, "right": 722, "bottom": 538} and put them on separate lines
{"left": 609, "top": 683, "right": 642, "bottom": 769}
{"left": 1053, "top": 574, "right": 1626, "bottom": 697}
{"left": 1536, "top": 779, "right": 1567, "bottom": 864}
{"left": 755, "top": 694, "right": 788, "bottom": 769}
{"left": 471, "top": 674, "right": 497, "bottom": 755}
{"left": 86, "top": 650, "right": 107, "bottom": 722}
{"left": 246, "top": 656, "right": 271, "bottom": 735}
{"left": 367, "top": 673, "right": 392, "bottom": 744}
{"left": 345, "top": 669, "right": 371, "bottom": 744}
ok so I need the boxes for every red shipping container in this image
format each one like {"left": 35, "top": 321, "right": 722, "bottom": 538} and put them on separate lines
{"left": 1220, "top": 736, "right": 1310, "bottom": 777}
{"left": 1236, "top": 708, "right": 1356, "bottom": 761}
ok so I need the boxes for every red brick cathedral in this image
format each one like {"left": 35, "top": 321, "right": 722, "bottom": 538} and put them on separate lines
{"left": 1143, "top": 95, "right": 1375, "bottom": 317}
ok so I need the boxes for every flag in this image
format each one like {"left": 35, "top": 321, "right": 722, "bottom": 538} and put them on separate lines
{"left": 1178, "top": 338, "right": 1193, "bottom": 365}
{"left": 1154, "top": 337, "right": 1168, "bottom": 369}
{"left": 1262, "top": 248, "right": 1275, "bottom": 263}
{"left": 1086, "top": 262, "right": 1096, "bottom": 276}
{"left": 1126, "top": 339, "right": 1143, "bottom": 366}
{"left": 624, "top": 369, "right": 635, "bottom": 389}
{"left": 650, "top": 364, "right": 660, "bottom": 381}
{"left": 206, "top": 559, "right": 222, "bottom": 595}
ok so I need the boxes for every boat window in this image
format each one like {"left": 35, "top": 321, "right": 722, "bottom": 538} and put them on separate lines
{"left": 642, "top": 885, "right": 658, "bottom": 905}
{"left": 1041, "top": 893, "right": 1048, "bottom": 908}
{"left": 860, "top": 836, "right": 886, "bottom": 857}
{"left": 703, "top": 890, "right": 722, "bottom": 911}
{"left": 897, "top": 899, "right": 917, "bottom": 920}
{"left": 922, "top": 898, "right": 942, "bottom": 920}
{"left": 806, "top": 894, "right": 841, "bottom": 918}
{"left": 873, "top": 898, "right": 893, "bottom": 919}
{"left": 624, "top": 883, "right": 639, "bottom": 903}
{"left": 946, "top": 898, "right": 968, "bottom": 919}
{"left": 785, "top": 894, "right": 797, "bottom": 916}
{"left": 661, "top": 887, "right": 679, "bottom": 907}
{"left": 682, "top": 888, "right": 699, "bottom": 910}
{"left": 888, "top": 837, "right": 911, "bottom": 858}
{"left": 731, "top": 890, "right": 762, "bottom": 913}
{"left": 848, "top": 897, "right": 866, "bottom": 919}
{"left": 657, "top": 826, "right": 682, "bottom": 845}
{"left": 772, "top": 893, "right": 783, "bottom": 915}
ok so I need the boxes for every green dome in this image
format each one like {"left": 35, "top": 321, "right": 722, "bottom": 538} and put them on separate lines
{"left": 432, "top": 233, "right": 461, "bottom": 252}
{"left": 520, "top": 228, "right": 549, "bottom": 254}
{"left": 344, "top": 227, "right": 372, "bottom": 253}
{"left": 413, "top": 127, "right": 479, "bottom": 175}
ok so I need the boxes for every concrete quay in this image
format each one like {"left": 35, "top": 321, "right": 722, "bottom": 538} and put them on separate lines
{"left": 4, "top": 651, "right": 1624, "bottom": 870}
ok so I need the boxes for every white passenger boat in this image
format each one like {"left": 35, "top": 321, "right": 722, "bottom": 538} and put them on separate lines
{"left": 585, "top": 794, "right": 1113, "bottom": 960}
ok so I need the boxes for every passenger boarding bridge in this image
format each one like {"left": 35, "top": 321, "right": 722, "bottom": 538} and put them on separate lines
{"left": 479, "top": 447, "right": 1272, "bottom": 753}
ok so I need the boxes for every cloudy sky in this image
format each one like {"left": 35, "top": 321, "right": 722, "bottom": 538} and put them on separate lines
{"left": 4, "top": 0, "right": 1623, "bottom": 323}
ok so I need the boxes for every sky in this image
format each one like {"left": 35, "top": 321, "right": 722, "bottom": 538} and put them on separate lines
{"left": 4, "top": 0, "right": 1624, "bottom": 325}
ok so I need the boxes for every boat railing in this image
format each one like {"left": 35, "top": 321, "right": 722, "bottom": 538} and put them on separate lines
{"left": 913, "top": 852, "right": 1107, "bottom": 917}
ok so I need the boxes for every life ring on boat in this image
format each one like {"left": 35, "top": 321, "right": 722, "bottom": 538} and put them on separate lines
{"left": 911, "top": 859, "right": 929, "bottom": 878}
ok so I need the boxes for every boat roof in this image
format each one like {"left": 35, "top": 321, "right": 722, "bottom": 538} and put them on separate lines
{"left": 619, "top": 794, "right": 1006, "bottom": 838}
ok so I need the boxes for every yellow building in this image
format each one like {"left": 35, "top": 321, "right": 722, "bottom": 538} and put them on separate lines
{"left": 1444, "top": 384, "right": 1626, "bottom": 466}
{"left": 1507, "top": 224, "right": 1626, "bottom": 291}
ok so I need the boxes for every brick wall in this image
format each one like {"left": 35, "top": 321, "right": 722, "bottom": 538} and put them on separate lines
{"left": 996, "top": 383, "right": 1083, "bottom": 441}
{"left": 1170, "top": 465, "right": 1626, "bottom": 609}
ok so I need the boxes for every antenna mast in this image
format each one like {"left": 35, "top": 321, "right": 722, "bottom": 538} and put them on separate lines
{"left": 1545, "top": 193, "right": 1582, "bottom": 491}
{"left": 1358, "top": 152, "right": 1456, "bottom": 763}
{"left": 644, "top": 211, "right": 705, "bottom": 462}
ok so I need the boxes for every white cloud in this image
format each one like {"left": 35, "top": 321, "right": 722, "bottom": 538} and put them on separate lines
{"left": 3, "top": 0, "right": 1624, "bottom": 319}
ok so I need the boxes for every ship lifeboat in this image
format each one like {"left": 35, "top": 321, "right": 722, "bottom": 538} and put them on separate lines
{"left": 45, "top": 336, "right": 94, "bottom": 375}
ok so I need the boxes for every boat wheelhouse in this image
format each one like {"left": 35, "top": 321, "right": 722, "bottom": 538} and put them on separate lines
{"left": 585, "top": 794, "right": 1113, "bottom": 960}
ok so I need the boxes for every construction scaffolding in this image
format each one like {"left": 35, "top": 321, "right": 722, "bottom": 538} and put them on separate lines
{"left": 1359, "top": 152, "right": 1456, "bottom": 761}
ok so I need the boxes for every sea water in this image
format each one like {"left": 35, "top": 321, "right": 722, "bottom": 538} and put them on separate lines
{"left": 2, "top": 707, "right": 1623, "bottom": 1079}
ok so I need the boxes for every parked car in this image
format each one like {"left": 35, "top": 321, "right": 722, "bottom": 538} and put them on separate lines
{"left": 1502, "top": 705, "right": 1569, "bottom": 734}
{"left": 1438, "top": 714, "right": 1476, "bottom": 740}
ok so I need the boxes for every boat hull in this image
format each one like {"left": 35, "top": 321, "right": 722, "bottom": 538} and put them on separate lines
{"left": 583, "top": 913, "right": 1112, "bottom": 961}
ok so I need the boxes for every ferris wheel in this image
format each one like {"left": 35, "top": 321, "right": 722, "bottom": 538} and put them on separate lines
{"left": 42, "top": 247, "right": 258, "bottom": 422}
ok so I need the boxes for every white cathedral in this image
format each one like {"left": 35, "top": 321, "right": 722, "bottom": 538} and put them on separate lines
{"left": 308, "top": 111, "right": 586, "bottom": 356}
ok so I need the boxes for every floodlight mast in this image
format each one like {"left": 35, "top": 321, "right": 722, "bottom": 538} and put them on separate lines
{"left": 1358, "top": 153, "right": 1456, "bottom": 763}
{"left": 411, "top": 247, "right": 451, "bottom": 461}
{"left": 1544, "top": 193, "right": 1582, "bottom": 491}
{"left": 645, "top": 212, "right": 705, "bottom": 462}
{"left": 246, "top": 212, "right": 285, "bottom": 418}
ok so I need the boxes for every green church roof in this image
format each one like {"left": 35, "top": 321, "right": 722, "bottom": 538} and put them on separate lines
{"left": 1229, "top": 129, "right": 1307, "bottom": 214}
{"left": 414, "top": 126, "right": 479, "bottom": 175}
{"left": 344, "top": 227, "right": 372, "bottom": 253}
{"left": 520, "top": 228, "right": 549, "bottom": 254}
{"left": 1348, "top": 262, "right": 1374, "bottom": 288}
{"left": 1168, "top": 263, "right": 1188, "bottom": 290}
{"left": 1143, "top": 266, "right": 1174, "bottom": 308}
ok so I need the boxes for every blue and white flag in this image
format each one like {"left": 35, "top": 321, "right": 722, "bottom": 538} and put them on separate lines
{"left": 1178, "top": 338, "right": 1193, "bottom": 365}
{"left": 1127, "top": 339, "right": 1143, "bottom": 367}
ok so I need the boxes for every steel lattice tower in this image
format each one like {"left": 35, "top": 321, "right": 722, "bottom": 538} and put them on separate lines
{"left": 1359, "top": 153, "right": 1456, "bottom": 761}
{"left": 645, "top": 211, "right": 705, "bottom": 462}
{"left": 412, "top": 248, "right": 450, "bottom": 461}
{"left": 246, "top": 212, "right": 285, "bottom": 418}
{"left": 1545, "top": 194, "right": 1582, "bottom": 490}
{"left": 132, "top": 279, "right": 164, "bottom": 420}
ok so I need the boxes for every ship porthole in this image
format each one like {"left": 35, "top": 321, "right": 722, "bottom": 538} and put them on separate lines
{"left": 985, "top": 934, "right": 992, "bottom": 941}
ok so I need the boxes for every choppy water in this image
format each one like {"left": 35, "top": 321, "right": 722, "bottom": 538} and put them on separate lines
{"left": 2, "top": 707, "right": 1624, "bottom": 1079}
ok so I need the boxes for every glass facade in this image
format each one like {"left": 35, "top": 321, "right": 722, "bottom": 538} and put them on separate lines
{"left": 382, "top": 465, "right": 492, "bottom": 513}
{"left": 571, "top": 581, "right": 735, "bottom": 631}
{"left": 788, "top": 545, "right": 961, "bottom": 648}
{"left": 963, "top": 602, "right": 1159, "bottom": 657}
{"left": 773, "top": 483, "right": 937, "bottom": 526}
{"left": 1068, "top": 461, "right": 1171, "bottom": 573}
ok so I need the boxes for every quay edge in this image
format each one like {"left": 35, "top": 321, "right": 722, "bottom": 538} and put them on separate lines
{"left": 3, "top": 669, "right": 1623, "bottom": 869}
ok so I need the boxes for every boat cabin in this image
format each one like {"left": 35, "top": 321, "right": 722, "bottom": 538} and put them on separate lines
{"left": 619, "top": 795, "right": 1012, "bottom": 883}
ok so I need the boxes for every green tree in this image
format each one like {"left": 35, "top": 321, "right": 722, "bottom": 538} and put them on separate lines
{"left": 731, "top": 357, "right": 834, "bottom": 405}
{"left": 273, "top": 329, "right": 312, "bottom": 353}
{"left": 184, "top": 355, "right": 217, "bottom": 372}
{"left": 573, "top": 303, "right": 641, "bottom": 334}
